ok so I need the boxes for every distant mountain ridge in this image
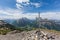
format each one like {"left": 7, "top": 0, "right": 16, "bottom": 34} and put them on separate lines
{"left": 0, "top": 20, "right": 15, "bottom": 30}
{"left": 3, "top": 17, "right": 60, "bottom": 31}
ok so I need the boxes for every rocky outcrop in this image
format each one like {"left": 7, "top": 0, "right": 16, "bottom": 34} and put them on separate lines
{"left": 0, "top": 30, "right": 60, "bottom": 40}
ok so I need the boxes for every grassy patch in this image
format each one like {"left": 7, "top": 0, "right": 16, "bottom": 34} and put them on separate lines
{"left": 0, "top": 29, "right": 11, "bottom": 35}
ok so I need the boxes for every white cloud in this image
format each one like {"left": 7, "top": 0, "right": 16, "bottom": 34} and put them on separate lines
{"left": 41, "top": 12, "right": 60, "bottom": 20}
{"left": 16, "top": 0, "right": 30, "bottom": 9}
{"left": 31, "top": 3, "right": 41, "bottom": 8}
{"left": 0, "top": 8, "right": 38, "bottom": 19}
{"left": 16, "top": 0, "right": 41, "bottom": 9}
{"left": 16, "top": 3, "right": 23, "bottom": 9}
{"left": 0, "top": 8, "right": 22, "bottom": 19}
{"left": 16, "top": 0, "right": 29, "bottom": 3}
{"left": 0, "top": 8, "right": 60, "bottom": 20}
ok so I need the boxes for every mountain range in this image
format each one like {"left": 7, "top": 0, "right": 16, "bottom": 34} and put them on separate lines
{"left": 2, "top": 17, "right": 60, "bottom": 31}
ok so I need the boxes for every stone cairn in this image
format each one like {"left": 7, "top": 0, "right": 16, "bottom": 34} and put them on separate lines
{"left": 34, "top": 30, "right": 55, "bottom": 40}
{"left": 24, "top": 30, "right": 55, "bottom": 40}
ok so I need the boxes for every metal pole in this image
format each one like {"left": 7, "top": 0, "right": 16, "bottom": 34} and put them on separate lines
{"left": 37, "top": 12, "right": 41, "bottom": 40}
{"left": 38, "top": 12, "right": 41, "bottom": 30}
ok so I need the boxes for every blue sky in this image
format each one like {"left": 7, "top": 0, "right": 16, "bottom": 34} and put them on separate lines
{"left": 0, "top": 0, "right": 60, "bottom": 20}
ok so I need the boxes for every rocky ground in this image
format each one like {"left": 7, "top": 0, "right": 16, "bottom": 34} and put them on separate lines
{"left": 0, "top": 30, "right": 60, "bottom": 40}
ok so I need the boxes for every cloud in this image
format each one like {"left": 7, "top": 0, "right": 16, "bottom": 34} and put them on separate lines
{"left": 16, "top": 3, "right": 23, "bottom": 9}
{"left": 0, "top": 8, "right": 60, "bottom": 20}
{"left": 16, "top": 0, "right": 29, "bottom": 3}
{"left": 41, "top": 12, "right": 60, "bottom": 20}
{"left": 0, "top": 8, "right": 38, "bottom": 19}
{"left": 31, "top": 3, "right": 41, "bottom": 8}
{"left": 16, "top": 0, "right": 29, "bottom": 9}
{"left": 0, "top": 8, "right": 22, "bottom": 19}
{"left": 16, "top": 0, "right": 41, "bottom": 10}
